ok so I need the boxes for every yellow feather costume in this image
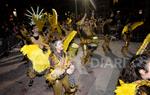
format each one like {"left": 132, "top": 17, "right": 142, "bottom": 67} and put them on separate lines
{"left": 63, "top": 30, "right": 77, "bottom": 52}
{"left": 136, "top": 33, "right": 150, "bottom": 55}
{"left": 115, "top": 80, "right": 137, "bottom": 95}
{"left": 122, "top": 21, "right": 144, "bottom": 34}
{"left": 47, "top": 9, "right": 58, "bottom": 32}
{"left": 20, "top": 44, "right": 51, "bottom": 73}
{"left": 33, "top": 16, "right": 46, "bottom": 32}
{"left": 45, "top": 31, "right": 77, "bottom": 82}
{"left": 115, "top": 80, "right": 150, "bottom": 95}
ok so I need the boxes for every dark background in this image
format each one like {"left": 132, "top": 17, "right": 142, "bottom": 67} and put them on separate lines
{"left": 0, "top": 0, "right": 149, "bottom": 21}
{"left": 0, "top": 0, "right": 149, "bottom": 36}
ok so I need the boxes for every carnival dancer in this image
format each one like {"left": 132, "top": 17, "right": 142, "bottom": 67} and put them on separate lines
{"left": 30, "top": 25, "right": 48, "bottom": 49}
{"left": 121, "top": 21, "right": 144, "bottom": 57}
{"left": 101, "top": 18, "right": 113, "bottom": 54}
{"left": 20, "top": 24, "right": 50, "bottom": 86}
{"left": 45, "top": 40, "right": 77, "bottom": 95}
{"left": 115, "top": 54, "right": 150, "bottom": 95}
{"left": 77, "top": 13, "right": 98, "bottom": 65}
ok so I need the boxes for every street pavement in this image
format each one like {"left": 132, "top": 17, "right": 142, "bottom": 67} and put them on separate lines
{"left": 0, "top": 40, "right": 141, "bottom": 95}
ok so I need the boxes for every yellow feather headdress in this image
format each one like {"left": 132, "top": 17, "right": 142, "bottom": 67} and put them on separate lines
{"left": 25, "top": 6, "right": 46, "bottom": 32}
